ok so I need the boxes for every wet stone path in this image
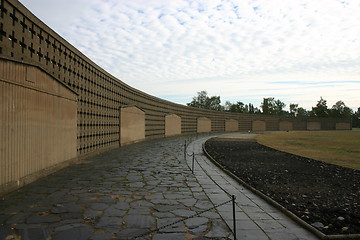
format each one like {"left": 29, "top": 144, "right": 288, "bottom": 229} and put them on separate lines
{"left": 0, "top": 134, "right": 233, "bottom": 240}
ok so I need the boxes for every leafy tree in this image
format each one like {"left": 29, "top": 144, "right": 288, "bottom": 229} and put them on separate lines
{"left": 187, "top": 91, "right": 223, "bottom": 111}
{"left": 352, "top": 107, "right": 360, "bottom": 128}
{"left": 248, "top": 103, "right": 255, "bottom": 113}
{"left": 261, "top": 97, "right": 286, "bottom": 115}
{"left": 289, "top": 103, "right": 299, "bottom": 116}
{"left": 311, "top": 97, "right": 329, "bottom": 117}
{"left": 187, "top": 92, "right": 354, "bottom": 120}
{"left": 187, "top": 90, "right": 208, "bottom": 109}
{"left": 207, "top": 95, "right": 223, "bottom": 111}
{"left": 224, "top": 101, "right": 232, "bottom": 111}
{"left": 261, "top": 97, "right": 275, "bottom": 115}
{"left": 228, "top": 101, "right": 247, "bottom": 113}
{"left": 329, "top": 101, "right": 353, "bottom": 118}
{"left": 250, "top": 103, "right": 261, "bottom": 114}
{"left": 274, "top": 99, "right": 286, "bottom": 116}
{"left": 222, "top": 100, "right": 261, "bottom": 114}
{"left": 297, "top": 107, "right": 309, "bottom": 117}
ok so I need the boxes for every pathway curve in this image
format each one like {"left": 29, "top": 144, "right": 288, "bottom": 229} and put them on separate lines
{"left": 0, "top": 133, "right": 321, "bottom": 240}
{"left": 186, "top": 134, "right": 320, "bottom": 240}
{"left": 0, "top": 134, "right": 232, "bottom": 240}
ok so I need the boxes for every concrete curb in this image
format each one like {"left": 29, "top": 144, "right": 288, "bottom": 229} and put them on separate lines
{"left": 202, "top": 139, "right": 360, "bottom": 240}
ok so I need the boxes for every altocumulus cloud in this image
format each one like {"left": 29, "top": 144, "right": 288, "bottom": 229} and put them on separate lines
{"left": 22, "top": 0, "right": 360, "bottom": 110}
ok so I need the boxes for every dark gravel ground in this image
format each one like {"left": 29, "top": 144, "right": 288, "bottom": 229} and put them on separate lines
{"left": 204, "top": 137, "right": 360, "bottom": 235}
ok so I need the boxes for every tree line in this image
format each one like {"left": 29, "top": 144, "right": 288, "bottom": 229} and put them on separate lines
{"left": 187, "top": 91, "right": 359, "bottom": 127}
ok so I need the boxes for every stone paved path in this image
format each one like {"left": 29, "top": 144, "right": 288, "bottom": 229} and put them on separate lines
{"left": 187, "top": 135, "right": 319, "bottom": 240}
{"left": 0, "top": 134, "right": 233, "bottom": 240}
{"left": 0, "top": 133, "right": 321, "bottom": 240}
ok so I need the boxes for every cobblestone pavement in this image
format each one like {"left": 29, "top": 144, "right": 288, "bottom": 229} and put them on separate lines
{"left": 0, "top": 134, "right": 233, "bottom": 240}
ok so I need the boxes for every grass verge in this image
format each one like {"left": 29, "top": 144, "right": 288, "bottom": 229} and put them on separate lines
{"left": 256, "top": 130, "right": 360, "bottom": 170}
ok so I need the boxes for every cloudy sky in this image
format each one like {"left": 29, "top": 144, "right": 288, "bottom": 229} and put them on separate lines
{"left": 20, "top": 0, "right": 360, "bottom": 111}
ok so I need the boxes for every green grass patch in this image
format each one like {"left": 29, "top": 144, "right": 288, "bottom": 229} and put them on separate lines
{"left": 256, "top": 130, "right": 360, "bottom": 170}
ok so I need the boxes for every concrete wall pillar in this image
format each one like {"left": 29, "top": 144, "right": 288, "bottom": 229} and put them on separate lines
{"left": 252, "top": 120, "right": 266, "bottom": 131}
{"left": 120, "top": 106, "right": 145, "bottom": 146}
{"left": 336, "top": 122, "right": 351, "bottom": 130}
{"left": 307, "top": 122, "right": 321, "bottom": 130}
{"left": 197, "top": 117, "right": 211, "bottom": 133}
{"left": 279, "top": 121, "right": 293, "bottom": 131}
{"left": 0, "top": 61, "right": 77, "bottom": 196}
{"left": 165, "top": 114, "right": 181, "bottom": 137}
{"left": 225, "top": 119, "right": 238, "bottom": 132}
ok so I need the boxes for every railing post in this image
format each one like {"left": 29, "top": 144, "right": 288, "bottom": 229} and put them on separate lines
{"left": 184, "top": 140, "right": 186, "bottom": 160}
{"left": 192, "top": 152, "right": 195, "bottom": 174}
{"left": 232, "top": 195, "right": 237, "bottom": 240}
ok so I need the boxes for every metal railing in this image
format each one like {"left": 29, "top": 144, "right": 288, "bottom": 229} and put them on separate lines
{"left": 184, "top": 136, "right": 238, "bottom": 240}
{"left": 130, "top": 197, "right": 236, "bottom": 239}
{"left": 129, "top": 135, "right": 238, "bottom": 239}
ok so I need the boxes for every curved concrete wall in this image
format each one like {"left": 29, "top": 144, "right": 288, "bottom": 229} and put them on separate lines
{"left": 0, "top": 0, "right": 352, "bottom": 194}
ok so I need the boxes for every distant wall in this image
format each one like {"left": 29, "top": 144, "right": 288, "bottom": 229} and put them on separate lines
{"left": 0, "top": 0, "right": 352, "bottom": 195}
